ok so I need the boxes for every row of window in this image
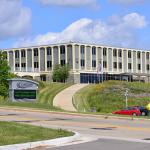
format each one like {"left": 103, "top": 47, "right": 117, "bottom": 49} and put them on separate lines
{"left": 15, "top": 61, "right": 150, "bottom": 71}
{"left": 15, "top": 61, "right": 52, "bottom": 69}
{"left": 14, "top": 46, "right": 66, "bottom": 58}
{"left": 13, "top": 47, "right": 150, "bottom": 60}
{"left": 112, "top": 62, "right": 150, "bottom": 70}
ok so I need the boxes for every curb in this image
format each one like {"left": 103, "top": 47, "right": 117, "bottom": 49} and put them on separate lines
{"left": 0, "top": 132, "right": 80, "bottom": 150}
{"left": 0, "top": 106, "right": 150, "bottom": 122}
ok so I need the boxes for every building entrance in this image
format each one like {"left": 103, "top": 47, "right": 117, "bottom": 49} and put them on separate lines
{"left": 80, "top": 73, "right": 132, "bottom": 84}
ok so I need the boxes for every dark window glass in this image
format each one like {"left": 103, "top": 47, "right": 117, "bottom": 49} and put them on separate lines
{"left": 147, "top": 64, "right": 149, "bottom": 70}
{"left": 60, "top": 46, "right": 65, "bottom": 54}
{"left": 81, "top": 59, "right": 85, "bottom": 67}
{"left": 146, "top": 52, "right": 149, "bottom": 60}
{"left": 80, "top": 45, "right": 85, "bottom": 54}
{"left": 34, "top": 62, "right": 39, "bottom": 68}
{"left": 113, "top": 62, "right": 117, "bottom": 69}
{"left": 15, "top": 50, "right": 19, "bottom": 58}
{"left": 47, "top": 61, "right": 52, "bottom": 68}
{"left": 128, "top": 63, "right": 132, "bottom": 69}
{"left": 128, "top": 51, "right": 131, "bottom": 58}
{"left": 103, "top": 61, "right": 107, "bottom": 68}
{"left": 92, "top": 60, "right": 96, "bottom": 67}
{"left": 92, "top": 47, "right": 96, "bottom": 55}
{"left": 118, "top": 62, "right": 122, "bottom": 69}
{"left": 138, "top": 64, "right": 141, "bottom": 70}
{"left": 47, "top": 47, "right": 51, "bottom": 55}
{"left": 34, "top": 48, "right": 38, "bottom": 56}
{"left": 137, "top": 52, "right": 141, "bottom": 59}
{"left": 21, "top": 63, "right": 26, "bottom": 68}
{"left": 118, "top": 50, "right": 122, "bottom": 57}
{"left": 61, "top": 60, "right": 65, "bottom": 66}
{"left": 21, "top": 50, "right": 26, "bottom": 58}
{"left": 3, "top": 52, "right": 7, "bottom": 59}
{"left": 103, "top": 48, "right": 107, "bottom": 56}
{"left": 15, "top": 63, "right": 19, "bottom": 67}
{"left": 113, "top": 49, "right": 117, "bottom": 57}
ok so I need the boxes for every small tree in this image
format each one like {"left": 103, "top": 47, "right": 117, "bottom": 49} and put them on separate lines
{"left": 52, "top": 64, "right": 70, "bottom": 82}
{"left": 0, "top": 51, "right": 15, "bottom": 99}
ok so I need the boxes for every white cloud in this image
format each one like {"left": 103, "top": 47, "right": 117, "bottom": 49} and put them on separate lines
{"left": 38, "top": 0, "right": 99, "bottom": 9}
{"left": 14, "top": 13, "right": 148, "bottom": 49}
{"left": 0, "top": 0, "right": 31, "bottom": 40}
{"left": 109, "top": 0, "right": 147, "bottom": 6}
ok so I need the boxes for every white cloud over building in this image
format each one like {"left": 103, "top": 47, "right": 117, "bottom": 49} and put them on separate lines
{"left": 15, "top": 13, "right": 148, "bottom": 49}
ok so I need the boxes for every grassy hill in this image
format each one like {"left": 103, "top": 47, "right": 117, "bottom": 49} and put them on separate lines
{"left": 0, "top": 82, "right": 71, "bottom": 110}
{"left": 73, "top": 81, "right": 150, "bottom": 113}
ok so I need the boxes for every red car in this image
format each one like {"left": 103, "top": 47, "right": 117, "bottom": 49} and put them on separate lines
{"left": 113, "top": 107, "right": 141, "bottom": 116}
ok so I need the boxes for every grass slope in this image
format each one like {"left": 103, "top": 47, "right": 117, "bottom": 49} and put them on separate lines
{"left": 73, "top": 81, "right": 150, "bottom": 113}
{"left": 0, "top": 82, "right": 71, "bottom": 110}
{"left": 0, "top": 121, "right": 73, "bottom": 146}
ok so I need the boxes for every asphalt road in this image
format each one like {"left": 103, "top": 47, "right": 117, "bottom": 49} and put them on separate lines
{"left": 48, "top": 139, "right": 150, "bottom": 150}
{"left": 1, "top": 108, "right": 150, "bottom": 149}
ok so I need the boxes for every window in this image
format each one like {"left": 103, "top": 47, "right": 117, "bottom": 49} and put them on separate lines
{"left": 61, "top": 60, "right": 65, "bottom": 66}
{"left": 15, "top": 50, "right": 19, "bottom": 58}
{"left": 47, "top": 47, "right": 51, "bottom": 55}
{"left": 103, "top": 48, "right": 107, "bottom": 56}
{"left": 80, "top": 45, "right": 85, "bottom": 54}
{"left": 118, "top": 62, "right": 122, "bottom": 69}
{"left": 113, "top": 62, "right": 117, "bottom": 69}
{"left": 15, "top": 63, "right": 19, "bottom": 67}
{"left": 138, "top": 64, "right": 141, "bottom": 70}
{"left": 128, "top": 51, "right": 131, "bottom": 58}
{"left": 21, "top": 63, "right": 26, "bottom": 68}
{"left": 128, "top": 63, "right": 132, "bottom": 70}
{"left": 47, "top": 61, "right": 52, "bottom": 68}
{"left": 60, "top": 46, "right": 65, "bottom": 54}
{"left": 113, "top": 49, "right": 117, "bottom": 57}
{"left": 103, "top": 61, "right": 107, "bottom": 68}
{"left": 92, "top": 60, "right": 96, "bottom": 67}
{"left": 147, "top": 64, "right": 149, "bottom": 70}
{"left": 34, "top": 48, "right": 38, "bottom": 56}
{"left": 81, "top": 59, "right": 85, "bottom": 67}
{"left": 21, "top": 50, "right": 26, "bottom": 58}
{"left": 92, "top": 47, "right": 96, "bottom": 55}
{"left": 34, "top": 62, "right": 39, "bottom": 68}
{"left": 3, "top": 52, "right": 7, "bottom": 59}
{"left": 137, "top": 52, "right": 141, "bottom": 59}
{"left": 118, "top": 50, "right": 122, "bottom": 57}
{"left": 146, "top": 52, "right": 149, "bottom": 60}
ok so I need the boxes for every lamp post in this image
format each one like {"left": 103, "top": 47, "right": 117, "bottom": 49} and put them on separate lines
{"left": 124, "top": 88, "right": 128, "bottom": 108}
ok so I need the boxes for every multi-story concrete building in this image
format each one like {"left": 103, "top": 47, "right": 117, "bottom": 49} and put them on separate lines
{"left": 2, "top": 42, "right": 150, "bottom": 83}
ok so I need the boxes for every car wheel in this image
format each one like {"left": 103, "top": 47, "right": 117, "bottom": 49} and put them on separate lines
{"left": 141, "top": 112, "right": 146, "bottom": 116}
{"left": 132, "top": 113, "right": 137, "bottom": 116}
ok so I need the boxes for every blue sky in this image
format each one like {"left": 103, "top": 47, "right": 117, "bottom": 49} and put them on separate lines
{"left": 0, "top": 0, "right": 150, "bottom": 50}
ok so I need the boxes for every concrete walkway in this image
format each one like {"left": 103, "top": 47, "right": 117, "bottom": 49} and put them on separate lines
{"left": 53, "top": 84, "right": 87, "bottom": 112}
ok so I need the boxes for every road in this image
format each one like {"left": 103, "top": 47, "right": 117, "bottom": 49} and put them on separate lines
{"left": 0, "top": 108, "right": 150, "bottom": 149}
{"left": 48, "top": 139, "right": 150, "bottom": 150}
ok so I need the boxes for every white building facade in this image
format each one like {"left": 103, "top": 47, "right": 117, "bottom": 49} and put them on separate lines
{"left": 3, "top": 42, "right": 150, "bottom": 83}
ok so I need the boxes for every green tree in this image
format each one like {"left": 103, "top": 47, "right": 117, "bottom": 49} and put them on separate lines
{"left": 52, "top": 64, "right": 70, "bottom": 82}
{"left": 0, "top": 51, "right": 15, "bottom": 99}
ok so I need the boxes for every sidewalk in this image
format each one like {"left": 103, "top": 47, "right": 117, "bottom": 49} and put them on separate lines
{"left": 53, "top": 84, "right": 87, "bottom": 112}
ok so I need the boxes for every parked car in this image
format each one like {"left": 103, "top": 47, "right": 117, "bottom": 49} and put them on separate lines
{"left": 113, "top": 107, "right": 141, "bottom": 116}
{"left": 133, "top": 106, "right": 148, "bottom": 116}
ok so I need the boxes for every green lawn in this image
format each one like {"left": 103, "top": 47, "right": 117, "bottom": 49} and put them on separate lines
{"left": 0, "top": 82, "right": 71, "bottom": 111}
{"left": 73, "top": 81, "right": 150, "bottom": 113}
{"left": 0, "top": 121, "right": 73, "bottom": 146}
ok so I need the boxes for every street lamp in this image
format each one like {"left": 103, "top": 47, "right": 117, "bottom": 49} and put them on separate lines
{"left": 124, "top": 88, "right": 128, "bottom": 108}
